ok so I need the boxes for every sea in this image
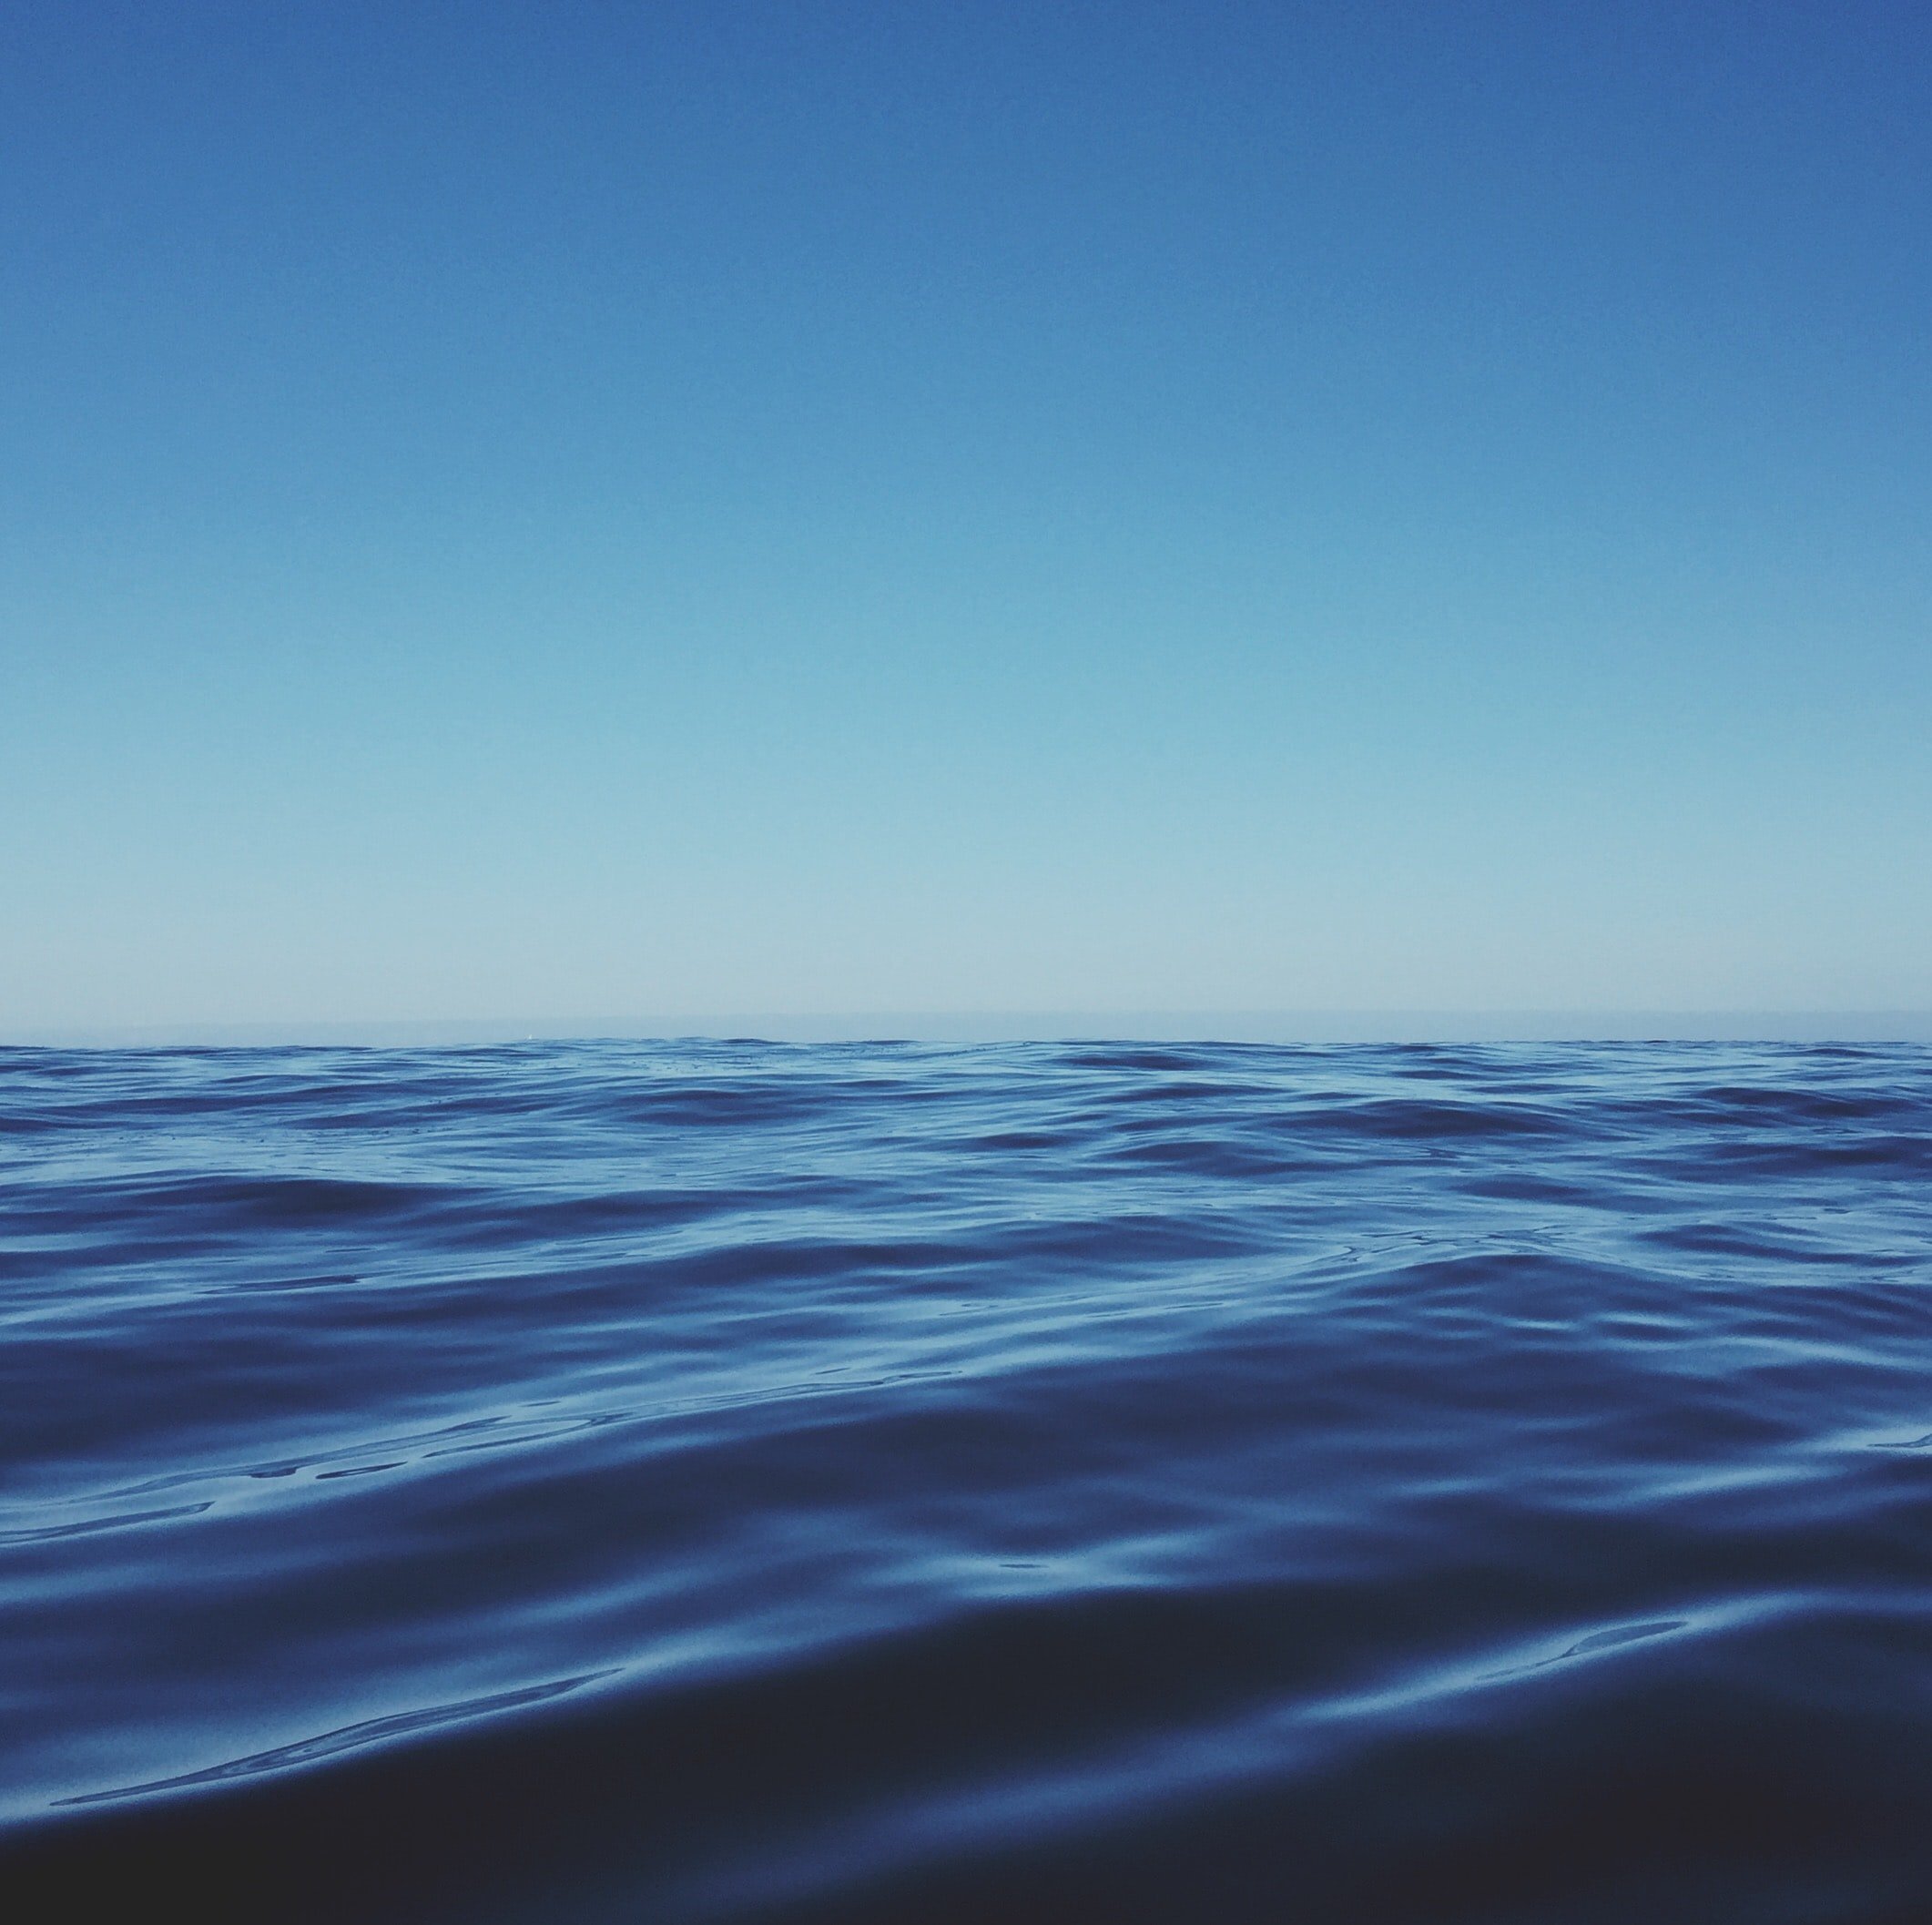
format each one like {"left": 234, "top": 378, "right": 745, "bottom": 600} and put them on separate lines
{"left": 3, "top": 1040, "right": 1929, "bottom": 1921}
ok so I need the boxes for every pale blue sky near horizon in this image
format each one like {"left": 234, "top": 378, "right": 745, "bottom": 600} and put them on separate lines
{"left": 5, "top": 2, "right": 1928, "bottom": 1036}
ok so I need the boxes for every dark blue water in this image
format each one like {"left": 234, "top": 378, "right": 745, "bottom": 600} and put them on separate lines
{"left": 4, "top": 1041, "right": 1930, "bottom": 1921}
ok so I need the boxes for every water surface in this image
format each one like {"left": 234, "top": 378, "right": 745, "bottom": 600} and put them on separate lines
{"left": 4, "top": 1041, "right": 1929, "bottom": 1920}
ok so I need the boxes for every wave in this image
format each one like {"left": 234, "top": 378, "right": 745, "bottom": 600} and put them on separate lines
{"left": 2, "top": 1040, "right": 1929, "bottom": 1920}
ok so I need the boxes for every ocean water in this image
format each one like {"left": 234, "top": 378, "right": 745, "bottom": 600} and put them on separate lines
{"left": 3, "top": 1040, "right": 1930, "bottom": 1922}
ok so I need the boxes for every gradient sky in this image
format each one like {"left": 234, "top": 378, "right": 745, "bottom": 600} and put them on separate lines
{"left": 5, "top": 1, "right": 1928, "bottom": 1034}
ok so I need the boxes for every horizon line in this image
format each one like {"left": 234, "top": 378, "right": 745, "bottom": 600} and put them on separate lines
{"left": 9, "top": 1009, "right": 1932, "bottom": 1049}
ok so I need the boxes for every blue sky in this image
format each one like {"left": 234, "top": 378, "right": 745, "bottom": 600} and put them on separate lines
{"left": 4, "top": 2, "right": 1928, "bottom": 1034}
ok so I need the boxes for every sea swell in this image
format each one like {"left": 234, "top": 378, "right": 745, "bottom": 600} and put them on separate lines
{"left": 2, "top": 1040, "right": 1929, "bottom": 1920}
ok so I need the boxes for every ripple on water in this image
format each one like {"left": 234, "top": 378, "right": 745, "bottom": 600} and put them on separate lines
{"left": 1, "top": 1039, "right": 1929, "bottom": 1922}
